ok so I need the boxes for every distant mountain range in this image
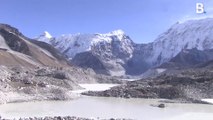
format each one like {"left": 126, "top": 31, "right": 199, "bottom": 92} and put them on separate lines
{"left": 37, "top": 18, "right": 213, "bottom": 76}
{"left": 37, "top": 30, "right": 134, "bottom": 76}
{"left": 1, "top": 18, "right": 213, "bottom": 104}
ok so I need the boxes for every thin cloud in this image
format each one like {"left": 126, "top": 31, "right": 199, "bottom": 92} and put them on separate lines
{"left": 178, "top": 11, "right": 213, "bottom": 23}
{"left": 179, "top": 15, "right": 213, "bottom": 23}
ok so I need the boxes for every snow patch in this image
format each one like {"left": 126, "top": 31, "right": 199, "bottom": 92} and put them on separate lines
{"left": 44, "top": 31, "right": 52, "bottom": 39}
{"left": 156, "top": 68, "right": 166, "bottom": 74}
{"left": 202, "top": 99, "right": 213, "bottom": 104}
{"left": 36, "top": 31, "right": 52, "bottom": 44}
{"left": 0, "top": 35, "right": 11, "bottom": 50}
{"left": 72, "top": 84, "right": 119, "bottom": 93}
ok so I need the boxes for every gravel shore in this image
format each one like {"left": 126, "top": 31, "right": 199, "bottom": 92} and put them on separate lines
{"left": 82, "top": 69, "right": 213, "bottom": 104}
{"left": 0, "top": 116, "right": 132, "bottom": 120}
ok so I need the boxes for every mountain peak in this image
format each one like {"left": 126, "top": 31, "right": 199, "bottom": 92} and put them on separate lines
{"left": 36, "top": 31, "right": 53, "bottom": 44}
{"left": 150, "top": 18, "right": 213, "bottom": 65}
{"left": 43, "top": 31, "right": 52, "bottom": 39}
{"left": 36, "top": 29, "right": 133, "bottom": 60}
{"left": 94, "top": 29, "right": 126, "bottom": 41}
{"left": 109, "top": 29, "right": 125, "bottom": 35}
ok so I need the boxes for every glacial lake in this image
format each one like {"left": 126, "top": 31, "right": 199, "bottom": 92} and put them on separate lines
{"left": 0, "top": 84, "right": 213, "bottom": 120}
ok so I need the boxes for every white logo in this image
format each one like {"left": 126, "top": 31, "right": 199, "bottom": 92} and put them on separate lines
{"left": 196, "top": 3, "right": 205, "bottom": 14}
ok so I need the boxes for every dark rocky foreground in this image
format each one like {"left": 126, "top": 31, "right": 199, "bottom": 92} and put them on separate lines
{"left": 0, "top": 116, "right": 132, "bottom": 120}
{"left": 83, "top": 68, "right": 213, "bottom": 104}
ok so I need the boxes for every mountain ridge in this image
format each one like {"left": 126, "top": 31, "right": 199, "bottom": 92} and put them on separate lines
{"left": 37, "top": 18, "right": 213, "bottom": 76}
{"left": 0, "top": 23, "right": 70, "bottom": 68}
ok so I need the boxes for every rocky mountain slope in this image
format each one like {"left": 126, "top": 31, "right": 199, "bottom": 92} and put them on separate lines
{"left": 83, "top": 66, "right": 213, "bottom": 104}
{"left": 141, "top": 48, "right": 213, "bottom": 78}
{"left": 37, "top": 30, "right": 134, "bottom": 76}
{"left": 159, "top": 48, "right": 213, "bottom": 69}
{"left": 0, "top": 24, "right": 69, "bottom": 68}
{"left": 148, "top": 18, "right": 213, "bottom": 65}
{"left": 0, "top": 24, "right": 121, "bottom": 104}
{"left": 37, "top": 18, "right": 213, "bottom": 76}
{"left": 0, "top": 24, "right": 79, "bottom": 103}
{"left": 128, "top": 18, "right": 213, "bottom": 76}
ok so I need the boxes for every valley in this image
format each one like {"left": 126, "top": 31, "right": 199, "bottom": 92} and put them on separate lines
{"left": 0, "top": 18, "right": 213, "bottom": 119}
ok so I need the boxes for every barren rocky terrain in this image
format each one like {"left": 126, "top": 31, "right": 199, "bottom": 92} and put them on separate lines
{"left": 0, "top": 65, "right": 122, "bottom": 104}
{"left": 0, "top": 116, "right": 131, "bottom": 120}
{"left": 83, "top": 68, "right": 213, "bottom": 104}
{"left": 0, "top": 24, "right": 122, "bottom": 104}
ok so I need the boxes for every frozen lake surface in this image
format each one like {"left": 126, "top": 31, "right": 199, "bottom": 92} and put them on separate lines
{"left": 0, "top": 96, "right": 213, "bottom": 120}
{"left": 0, "top": 84, "right": 213, "bottom": 120}
{"left": 71, "top": 84, "right": 119, "bottom": 93}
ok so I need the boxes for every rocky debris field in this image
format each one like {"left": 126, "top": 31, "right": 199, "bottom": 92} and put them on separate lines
{"left": 83, "top": 68, "right": 213, "bottom": 104}
{"left": 0, "top": 116, "right": 132, "bottom": 120}
{"left": 0, "top": 65, "right": 121, "bottom": 104}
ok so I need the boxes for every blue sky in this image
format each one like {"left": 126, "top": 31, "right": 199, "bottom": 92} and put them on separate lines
{"left": 0, "top": 0, "right": 213, "bottom": 43}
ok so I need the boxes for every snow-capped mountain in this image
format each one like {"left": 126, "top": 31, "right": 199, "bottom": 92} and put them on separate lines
{"left": 148, "top": 18, "right": 213, "bottom": 65}
{"left": 37, "top": 30, "right": 134, "bottom": 76}
{"left": 39, "top": 29, "right": 133, "bottom": 59}
{"left": 37, "top": 18, "right": 213, "bottom": 76}
{"left": 36, "top": 31, "right": 53, "bottom": 44}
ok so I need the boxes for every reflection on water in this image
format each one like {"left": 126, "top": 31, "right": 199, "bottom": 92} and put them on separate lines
{"left": 0, "top": 96, "right": 213, "bottom": 120}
